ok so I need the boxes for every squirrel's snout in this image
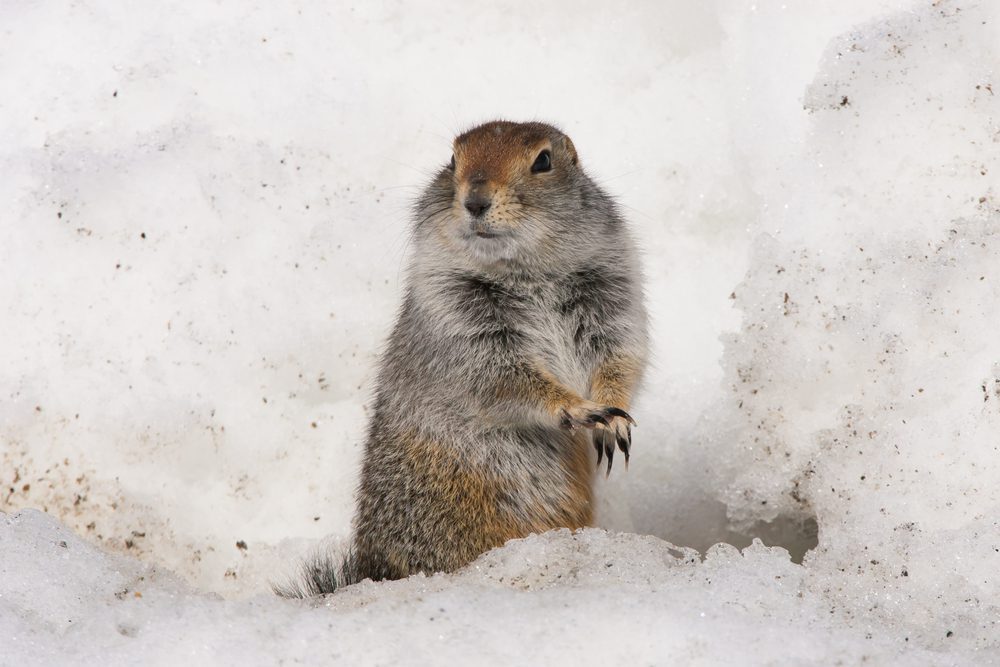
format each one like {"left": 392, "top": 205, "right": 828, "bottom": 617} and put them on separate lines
{"left": 464, "top": 195, "right": 491, "bottom": 218}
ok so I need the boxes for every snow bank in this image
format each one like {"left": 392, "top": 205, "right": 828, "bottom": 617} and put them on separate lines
{"left": 3, "top": 0, "right": 1000, "bottom": 663}
{"left": 701, "top": 0, "right": 1000, "bottom": 653}
{"left": 0, "top": 509, "right": 951, "bottom": 666}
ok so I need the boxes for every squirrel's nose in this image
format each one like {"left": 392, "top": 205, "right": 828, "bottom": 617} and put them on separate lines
{"left": 464, "top": 196, "right": 491, "bottom": 218}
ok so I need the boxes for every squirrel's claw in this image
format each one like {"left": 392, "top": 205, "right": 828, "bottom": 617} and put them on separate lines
{"left": 561, "top": 408, "right": 612, "bottom": 430}
{"left": 604, "top": 431, "right": 615, "bottom": 477}
{"left": 594, "top": 429, "right": 615, "bottom": 477}
{"left": 564, "top": 404, "right": 635, "bottom": 475}
{"left": 561, "top": 406, "right": 635, "bottom": 430}
{"left": 604, "top": 421, "right": 632, "bottom": 475}
{"left": 605, "top": 407, "right": 637, "bottom": 427}
{"left": 617, "top": 425, "right": 631, "bottom": 469}
{"left": 594, "top": 421, "right": 630, "bottom": 476}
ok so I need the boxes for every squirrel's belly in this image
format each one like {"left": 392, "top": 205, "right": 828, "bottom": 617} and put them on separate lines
{"left": 362, "top": 425, "right": 594, "bottom": 575}
{"left": 473, "top": 425, "right": 595, "bottom": 536}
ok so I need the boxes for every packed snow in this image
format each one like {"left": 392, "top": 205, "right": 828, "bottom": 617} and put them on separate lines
{"left": 2, "top": 0, "right": 999, "bottom": 664}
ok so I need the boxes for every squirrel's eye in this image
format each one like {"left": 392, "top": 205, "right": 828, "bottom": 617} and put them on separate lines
{"left": 531, "top": 150, "right": 552, "bottom": 174}
{"left": 448, "top": 154, "right": 456, "bottom": 170}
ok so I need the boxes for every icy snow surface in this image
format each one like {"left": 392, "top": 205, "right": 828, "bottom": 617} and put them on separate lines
{"left": 2, "top": 0, "right": 999, "bottom": 664}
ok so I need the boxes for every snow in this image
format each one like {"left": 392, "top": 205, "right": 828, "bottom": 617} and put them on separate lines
{"left": 2, "top": 0, "right": 999, "bottom": 664}
{"left": 0, "top": 510, "right": 947, "bottom": 666}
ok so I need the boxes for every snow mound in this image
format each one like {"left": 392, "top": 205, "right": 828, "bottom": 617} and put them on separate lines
{"left": 702, "top": 0, "right": 1000, "bottom": 655}
{"left": 1, "top": 509, "right": 953, "bottom": 666}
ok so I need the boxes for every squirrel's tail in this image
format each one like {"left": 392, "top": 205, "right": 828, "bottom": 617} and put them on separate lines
{"left": 273, "top": 548, "right": 359, "bottom": 598}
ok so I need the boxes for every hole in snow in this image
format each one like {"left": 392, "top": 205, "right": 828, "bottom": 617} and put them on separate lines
{"left": 728, "top": 514, "right": 819, "bottom": 564}
{"left": 610, "top": 488, "right": 819, "bottom": 564}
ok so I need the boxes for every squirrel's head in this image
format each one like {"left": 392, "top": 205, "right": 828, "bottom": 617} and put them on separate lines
{"left": 415, "top": 121, "right": 611, "bottom": 271}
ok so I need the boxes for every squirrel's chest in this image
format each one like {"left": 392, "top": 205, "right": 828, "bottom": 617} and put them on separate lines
{"left": 442, "top": 273, "right": 598, "bottom": 392}
{"left": 522, "top": 295, "right": 594, "bottom": 393}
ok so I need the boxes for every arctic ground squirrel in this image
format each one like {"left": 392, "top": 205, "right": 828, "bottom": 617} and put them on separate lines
{"left": 284, "top": 120, "right": 649, "bottom": 595}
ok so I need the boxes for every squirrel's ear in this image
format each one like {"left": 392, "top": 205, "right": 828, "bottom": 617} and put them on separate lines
{"left": 561, "top": 136, "right": 578, "bottom": 165}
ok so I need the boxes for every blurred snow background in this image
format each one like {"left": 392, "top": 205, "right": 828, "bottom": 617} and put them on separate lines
{"left": 2, "top": 0, "right": 999, "bottom": 664}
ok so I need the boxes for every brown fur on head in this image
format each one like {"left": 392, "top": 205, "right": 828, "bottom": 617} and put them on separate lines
{"left": 450, "top": 121, "right": 579, "bottom": 237}
{"left": 415, "top": 120, "right": 612, "bottom": 271}
{"left": 452, "top": 121, "right": 577, "bottom": 187}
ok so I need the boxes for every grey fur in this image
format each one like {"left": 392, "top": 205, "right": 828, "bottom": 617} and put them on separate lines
{"left": 287, "top": 121, "right": 648, "bottom": 596}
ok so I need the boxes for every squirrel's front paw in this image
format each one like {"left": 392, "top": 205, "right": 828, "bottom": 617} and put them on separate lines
{"left": 559, "top": 403, "right": 635, "bottom": 476}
